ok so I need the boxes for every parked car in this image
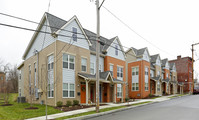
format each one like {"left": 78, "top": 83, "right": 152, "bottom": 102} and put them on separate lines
{"left": 193, "top": 87, "right": 199, "bottom": 94}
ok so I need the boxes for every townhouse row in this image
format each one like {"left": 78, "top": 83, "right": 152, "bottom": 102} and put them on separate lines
{"left": 18, "top": 13, "right": 183, "bottom": 106}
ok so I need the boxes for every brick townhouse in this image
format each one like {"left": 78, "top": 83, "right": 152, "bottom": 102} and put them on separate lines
{"left": 125, "top": 47, "right": 150, "bottom": 99}
{"left": 169, "top": 55, "right": 193, "bottom": 93}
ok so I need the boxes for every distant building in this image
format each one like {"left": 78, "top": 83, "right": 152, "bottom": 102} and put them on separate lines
{"left": 169, "top": 55, "right": 193, "bottom": 93}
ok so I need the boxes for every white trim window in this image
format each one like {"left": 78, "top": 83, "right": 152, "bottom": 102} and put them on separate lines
{"left": 63, "top": 83, "right": 75, "bottom": 98}
{"left": 72, "top": 27, "right": 77, "bottom": 41}
{"left": 115, "top": 45, "right": 118, "bottom": 56}
{"left": 161, "top": 73, "right": 164, "bottom": 79}
{"left": 90, "top": 62, "right": 94, "bottom": 74}
{"left": 48, "top": 55, "right": 54, "bottom": 98}
{"left": 117, "top": 84, "right": 122, "bottom": 98}
{"left": 132, "top": 67, "right": 139, "bottom": 91}
{"left": 110, "top": 64, "right": 114, "bottom": 76}
{"left": 117, "top": 66, "right": 123, "bottom": 81}
{"left": 166, "top": 73, "right": 169, "bottom": 78}
{"left": 150, "top": 70, "right": 154, "bottom": 77}
{"left": 1, "top": 76, "right": 3, "bottom": 80}
{"left": 157, "top": 71, "right": 160, "bottom": 76}
{"left": 81, "top": 58, "right": 87, "bottom": 72}
{"left": 63, "top": 54, "right": 75, "bottom": 70}
{"left": 145, "top": 67, "right": 149, "bottom": 91}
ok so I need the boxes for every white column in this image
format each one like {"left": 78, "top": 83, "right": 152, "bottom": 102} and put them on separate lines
{"left": 114, "top": 84, "right": 116, "bottom": 103}
{"left": 86, "top": 80, "right": 88, "bottom": 105}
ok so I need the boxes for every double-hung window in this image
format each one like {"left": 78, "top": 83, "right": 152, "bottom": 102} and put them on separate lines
{"left": 63, "top": 54, "right": 75, "bottom": 70}
{"left": 62, "top": 53, "right": 75, "bottom": 98}
{"left": 117, "top": 84, "right": 122, "bottom": 98}
{"left": 117, "top": 66, "right": 123, "bottom": 80}
{"left": 63, "top": 83, "right": 75, "bottom": 98}
{"left": 145, "top": 67, "right": 149, "bottom": 91}
{"left": 81, "top": 58, "right": 87, "bottom": 72}
{"left": 90, "top": 62, "right": 94, "bottom": 74}
{"left": 72, "top": 27, "right": 77, "bottom": 42}
{"left": 48, "top": 55, "right": 54, "bottom": 98}
{"left": 132, "top": 67, "right": 139, "bottom": 91}
{"left": 110, "top": 64, "right": 114, "bottom": 76}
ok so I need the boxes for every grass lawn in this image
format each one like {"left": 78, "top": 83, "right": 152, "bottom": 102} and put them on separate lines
{"left": 0, "top": 93, "right": 62, "bottom": 120}
{"left": 56, "top": 101, "right": 152, "bottom": 120}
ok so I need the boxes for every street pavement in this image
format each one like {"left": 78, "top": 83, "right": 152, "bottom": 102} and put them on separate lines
{"left": 87, "top": 95, "right": 199, "bottom": 120}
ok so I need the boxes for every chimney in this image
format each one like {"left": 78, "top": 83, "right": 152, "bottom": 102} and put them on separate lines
{"left": 177, "top": 55, "right": 181, "bottom": 60}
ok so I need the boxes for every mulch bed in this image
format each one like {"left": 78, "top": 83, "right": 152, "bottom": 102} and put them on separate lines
{"left": 25, "top": 107, "right": 39, "bottom": 110}
{"left": 55, "top": 104, "right": 107, "bottom": 112}
{"left": 0, "top": 104, "right": 13, "bottom": 106}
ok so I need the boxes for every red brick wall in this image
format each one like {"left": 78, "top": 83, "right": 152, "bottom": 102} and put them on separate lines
{"left": 104, "top": 56, "right": 126, "bottom": 102}
{"left": 169, "top": 56, "right": 193, "bottom": 92}
{"left": 128, "top": 60, "right": 150, "bottom": 99}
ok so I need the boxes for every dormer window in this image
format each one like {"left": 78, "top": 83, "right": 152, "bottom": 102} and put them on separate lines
{"left": 72, "top": 27, "right": 77, "bottom": 41}
{"left": 115, "top": 45, "right": 118, "bottom": 56}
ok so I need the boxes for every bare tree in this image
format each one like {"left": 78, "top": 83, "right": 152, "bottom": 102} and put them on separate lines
{"left": 7, "top": 65, "right": 18, "bottom": 93}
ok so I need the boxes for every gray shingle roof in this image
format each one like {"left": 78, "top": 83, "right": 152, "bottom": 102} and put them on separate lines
{"left": 46, "top": 12, "right": 67, "bottom": 33}
{"left": 131, "top": 47, "right": 147, "bottom": 56}
{"left": 150, "top": 63, "right": 155, "bottom": 69}
{"left": 78, "top": 71, "right": 111, "bottom": 80}
{"left": 169, "top": 62, "right": 175, "bottom": 69}
{"left": 162, "top": 78, "right": 170, "bottom": 83}
{"left": 161, "top": 58, "right": 168, "bottom": 67}
{"left": 150, "top": 76, "right": 161, "bottom": 81}
{"left": 45, "top": 12, "right": 118, "bottom": 54}
{"left": 150, "top": 54, "right": 159, "bottom": 63}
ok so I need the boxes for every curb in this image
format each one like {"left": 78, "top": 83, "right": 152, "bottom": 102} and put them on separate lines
{"left": 66, "top": 95, "right": 190, "bottom": 120}
{"left": 66, "top": 101, "right": 157, "bottom": 120}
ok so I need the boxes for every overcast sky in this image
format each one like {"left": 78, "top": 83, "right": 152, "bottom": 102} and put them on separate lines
{"left": 0, "top": 0, "right": 199, "bottom": 78}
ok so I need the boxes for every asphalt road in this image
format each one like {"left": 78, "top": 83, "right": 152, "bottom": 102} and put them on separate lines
{"left": 88, "top": 95, "right": 199, "bottom": 120}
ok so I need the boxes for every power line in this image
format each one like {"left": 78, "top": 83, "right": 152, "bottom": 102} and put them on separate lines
{"left": 0, "top": 12, "right": 136, "bottom": 51}
{"left": 0, "top": 22, "right": 155, "bottom": 61}
{"left": 102, "top": 5, "right": 175, "bottom": 57}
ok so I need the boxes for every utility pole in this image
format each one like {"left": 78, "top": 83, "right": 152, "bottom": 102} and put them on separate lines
{"left": 191, "top": 42, "right": 199, "bottom": 91}
{"left": 95, "top": 0, "right": 105, "bottom": 113}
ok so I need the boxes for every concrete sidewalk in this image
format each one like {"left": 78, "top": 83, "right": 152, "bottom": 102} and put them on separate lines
{"left": 26, "top": 94, "right": 182, "bottom": 120}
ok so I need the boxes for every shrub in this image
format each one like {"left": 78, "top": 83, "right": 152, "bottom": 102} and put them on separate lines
{"left": 149, "top": 93, "right": 152, "bottom": 97}
{"left": 56, "top": 101, "right": 63, "bottom": 107}
{"left": 125, "top": 98, "right": 130, "bottom": 102}
{"left": 73, "top": 100, "right": 79, "bottom": 106}
{"left": 66, "top": 100, "right": 72, "bottom": 107}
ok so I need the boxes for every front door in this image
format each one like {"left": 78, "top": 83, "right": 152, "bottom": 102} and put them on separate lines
{"left": 81, "top": 84, "right": 86, "bottom": 103}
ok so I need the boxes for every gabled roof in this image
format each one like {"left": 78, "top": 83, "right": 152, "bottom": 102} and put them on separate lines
{"left": 162, "top": 78, "right": 170, "bottom": 83}
{"left": 169, "top": 62, "right": 175, "bottom": 70}
{"left": 131, "top": 47, "right": 147, "bottom": 57}
{"left": 150, "top": 54, "right": 159, "bottom": 63}
{"left": 78, "top": 71, "right": 124, "bottom": 84}
{"left": 46, "top": 12, "right": 67, "bottom": 33}
{"left": 23, "top": 12, "right": 92, "bottom": 60}
{"left": 161, "top": 58, "right": 168, "bottom": 67}
{"left": 150, "top": 63, "right": 155, "bottom": 69}
{"left": 150, "top": 76, "right": 161, "bottom": 81}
